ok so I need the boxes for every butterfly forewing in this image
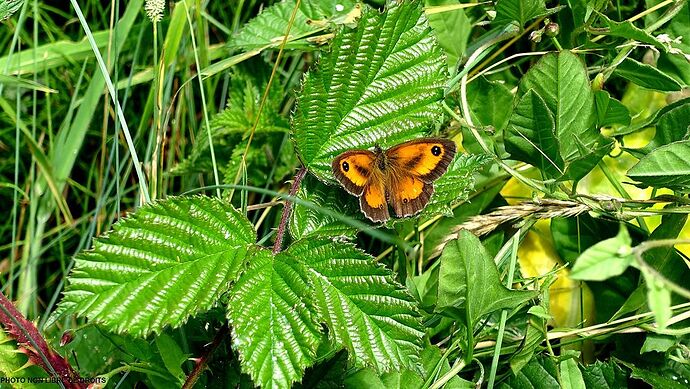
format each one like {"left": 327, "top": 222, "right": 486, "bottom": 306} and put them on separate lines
{"left": 387, "top": 138, "right": 456, "bottom": 182}
{"left": 331, "top": 151, "right": 376, "bottom": 195}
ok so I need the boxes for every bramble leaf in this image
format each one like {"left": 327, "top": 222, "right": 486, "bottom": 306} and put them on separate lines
{"left": 60, "top": 196, "right": 255, "bottom": 337}
{"left": 286, "top": 239, "right": 424, "bottom": 372}
{"left": 289, "top": 174, "right": 361, "bottom": 240}
{"left": 293, "top": 0, "right": 447, "bottom": 182}
{"left": 228, "top": 248, "right": 322, "bottom": 388}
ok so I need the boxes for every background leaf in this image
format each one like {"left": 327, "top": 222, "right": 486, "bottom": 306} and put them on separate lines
{"left": 60, "top": 197, "right": 255, "bottom": 337}
{"left": 504, "top": 89, "right": 564, "bottom": 179}
{"left": 590, "top": 13, "right": 666, "bottom": 50}
{"left": 581, "top": 361, "right": 629, "bottom": 388}
{"left": 570, "top": 224, "right": 634, "bottom": 281}
{"left": 467, "top": 76, "right": 514, "bottom": 131}
{"left": 437, "top": 230, "right": 537, "bottom": 326}
{"left": 228, "top": 0, "right": 358, "bottom": 51}
{"left": 494, "top": 0, "right": 548, "bottom": 28}
{"left": 228, "top": 248, "right": 322, "bottom": 388}
{"left": 425, "top": 0, "right": 471, "bottom": 72}
{"left": 292, "top": 0, "right": 447, "bottom": 182}
{"left": 499, "top": 356, "right": 560, "bottom": 388}
{"left": 594, "top": 90, "right": 631, "bottom": 127}
{"left": 519, "top": 51, "right": 612, "bottom": 180}
{"left": 613, "top": 58, "right": 683, "bottom": 92}
{"left": 640, "top": 101, "right": 690, "bottom": 154}
{"left": 627, "top": 140, "right": 690, "bottom": 191}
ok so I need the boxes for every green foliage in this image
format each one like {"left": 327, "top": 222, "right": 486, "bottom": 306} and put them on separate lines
{"left": 58, "top": 197, "right": 256, "bottom": 337}
{"left": 570, "top": 224, "right": 634, "bottom": 281}
{"left": 292, "top": 0, "right": 447, "bottom": 182}
{"left": 510, "top": 50, "right": 613, "bottom": 180}
{"left": 290, "top": 238, "right": 424, "bottom": 372}
{"left": 228, "top": 0, "right": 358, "bottom": 51}
{"left": 613, "top": 58, "right": 684, "bottom": 91}
{"left": 5, "top": 0, "right": 690, "bottom": 387}
{"left": 437, "top": 230, "right": 537, "bottom": 330}
{"left": 494, "top": 0, "right": 556, "bottom": 28}
{"left": 227, "top": 248, "right": 322, "bottom": 388}
{"left": 628, "top": 141, "right": 690, "bottom": 191}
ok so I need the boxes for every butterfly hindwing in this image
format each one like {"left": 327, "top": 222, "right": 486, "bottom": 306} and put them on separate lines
{"left": 360, "top": 175, "right": 390, "bottom": 222}
{"left": 331, "top": 150, "right": 376, "bottom": 195}
{"left": 389, "top": 175, "right": 434, "bottom": 217}
{"left": 387, "top": 138, "right": 456, "bottom": 182}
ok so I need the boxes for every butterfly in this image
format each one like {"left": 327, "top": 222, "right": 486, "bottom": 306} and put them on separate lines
{"left": 331, "top": 138, "right": 457, "bottom": 222}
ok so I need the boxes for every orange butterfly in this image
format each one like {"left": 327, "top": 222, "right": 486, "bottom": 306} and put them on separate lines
{"left": 331, "top": 138, "right": 457, "bottom": 222}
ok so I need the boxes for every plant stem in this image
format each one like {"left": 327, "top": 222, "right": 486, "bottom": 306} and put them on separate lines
{"left": 182, "top": 325, "right": 230, "bottom": 389}
{"left": 273, "top": 167, "right": 307, "bottom": 254}
{"left": 487, "top": 231, "right": 520, "bottom": 388}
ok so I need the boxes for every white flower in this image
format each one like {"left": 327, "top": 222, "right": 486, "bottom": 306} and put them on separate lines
{"left": 145, "top": 0, "right": 165, "bottom": 23}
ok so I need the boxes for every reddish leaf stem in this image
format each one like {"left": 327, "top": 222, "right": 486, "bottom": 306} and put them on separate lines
{"left": 0, "top": 291, "right": 85, "bottom": 388}
{"left": 273, "top": 167, "right": 308, "bottom": 254}
{"left": 182, "top": 325, "right": 230, "bottom": 389}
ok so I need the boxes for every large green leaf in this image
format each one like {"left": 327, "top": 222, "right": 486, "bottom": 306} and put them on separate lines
{"left": 228, "top": 0, "right": 358, "bottom": 51}
{"left": 292, "top": 0, "right": 447, "bottom": 182}
{"left": 436, "top": 230, "right": 537, "bottom": 326}
{"left": 627, "top": 140, "right": 690, "bottom": 191}
{"left": 519, "top": 51, "right": 612, "bottom": 180}
{"left": 59, "top": 196, "right": 255, "bottom": 337}
{"left": 504, "top": 89, "right": 564, "bottom": 179}
{"left": 228, "top": 248, "right": 322, "bottom": 388}
{"left": 286, "top": 238, "right": 424, "bottom": 372}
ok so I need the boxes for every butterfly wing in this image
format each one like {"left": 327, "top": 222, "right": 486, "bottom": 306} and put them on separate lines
{"left": 387, "top": 138, "right": 457, "bottom": 182}
{"left": 331, "top": 150, "right": 376, "bottom": 195}
{"left": 332, "top": 150, "right": 390, "bottom": 222}
{"left": 386, "top": 138, "right": 456, "bottom": 217}
{"left": 360, "top": 174, "right": 390, "bottom": 222}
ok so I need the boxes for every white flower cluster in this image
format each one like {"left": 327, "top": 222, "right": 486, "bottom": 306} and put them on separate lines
{"left": 145, "top": 0, "right": 165, "bottom": 23}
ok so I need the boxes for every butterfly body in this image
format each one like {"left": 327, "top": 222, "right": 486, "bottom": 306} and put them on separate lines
{"left": 331, "top": 138, "right": 456, "bottom": 222}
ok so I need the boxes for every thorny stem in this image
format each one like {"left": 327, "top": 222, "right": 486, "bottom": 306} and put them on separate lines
{"left": 273, "top": 167, "right": 308, "bottom": 254}
{"left": 182, "top": 325, "right": 230, "bottom": 389}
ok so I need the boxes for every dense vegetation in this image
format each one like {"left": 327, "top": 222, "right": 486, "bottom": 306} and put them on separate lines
{"left": 1, "top": 0, "right": 690, "bottom": 387}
